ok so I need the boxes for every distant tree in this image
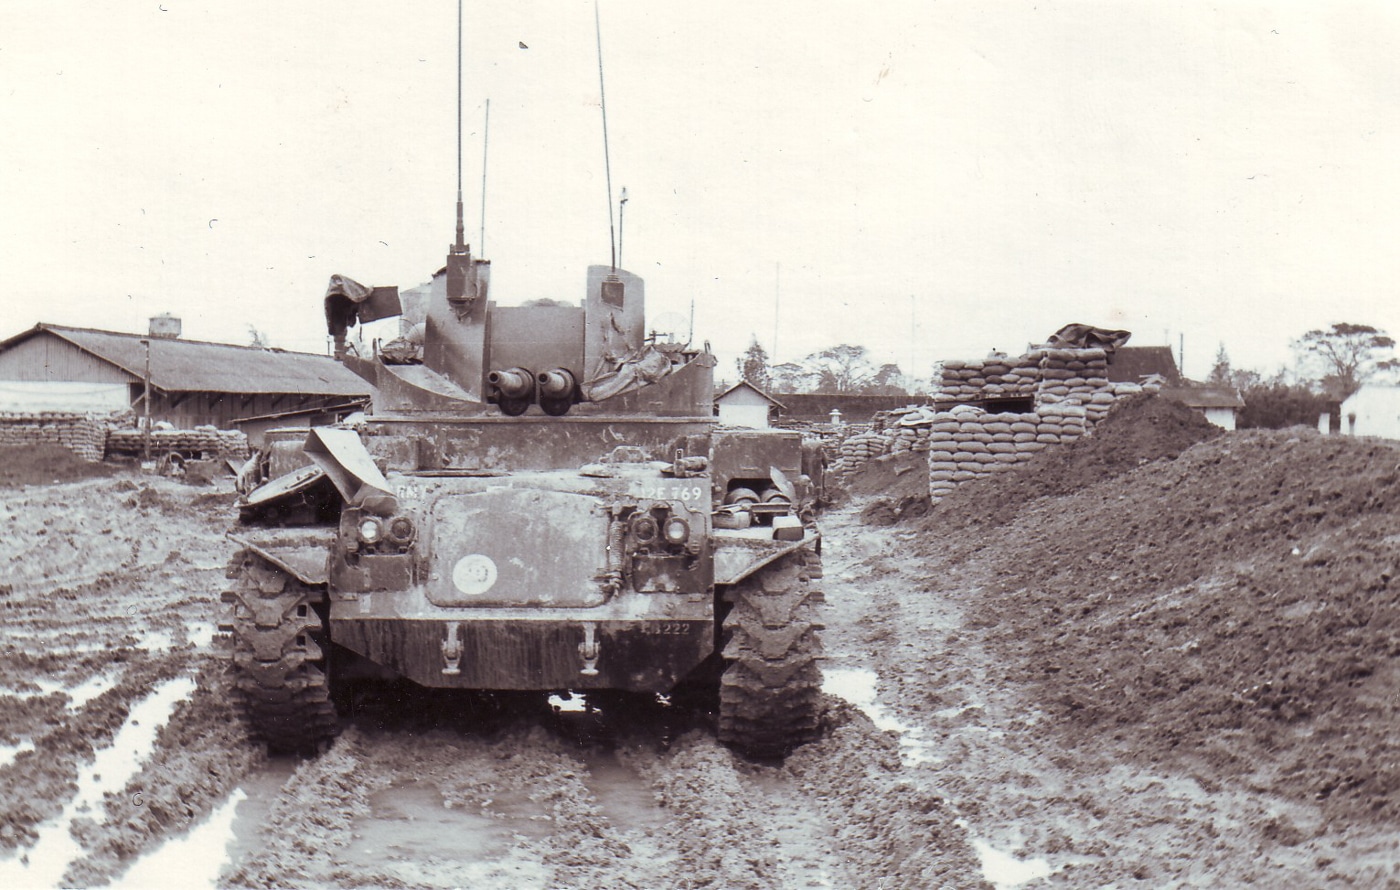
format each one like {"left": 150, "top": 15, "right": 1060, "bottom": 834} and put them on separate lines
{"left": 862, "top": 362, "right": 909, "bottom": 396}
{"left": 1292, "top": 323, "right": 1398, "bottom": 398}
{"left": 1206, "top": 344, "right": 1263, "bottom": 391}
{"left": 1237, "top": 378, "right": 1333, "bottom": 430}
{"left": 737, "top": 337, "right": 771, "bottom": 389}
{"left": 1207, "top": 344, "right": 1232, "bottom": 385}
{"left": 248, "top": 325, "right": 271, "bottom": 348}
{"left": 769, "top": 361, "right": 811, "bottom": 393}
{"left": 804, "top": 344, "right": 875, "bottom": 394}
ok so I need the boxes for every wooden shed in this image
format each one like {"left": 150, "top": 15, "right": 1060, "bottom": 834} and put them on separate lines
{"left": 0, "top": 323, "right": 371, "bottom": 444}
{"left": 715, "top": 380, "right": 784, "bottom": 428}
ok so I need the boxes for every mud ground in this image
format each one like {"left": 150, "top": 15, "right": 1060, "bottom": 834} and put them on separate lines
{"left": 1, "top": 401, "right": 1397, "bottom": 887}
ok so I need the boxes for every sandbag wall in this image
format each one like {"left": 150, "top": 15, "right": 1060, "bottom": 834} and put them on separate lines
{"left": 828, "top": 425, "right": 880, "bottom": 477}
{"left": 105, "top": 426, "right": 250, "bottom": 461}
{"left": 0, "top": 412, "right": 107, "bottom": 462}
{"left": 917, "top": 402, "right": 1086, "bottom": 500}
{"left": 832, "top": 345, "right": 1160, "bottom": 501}
{"left": 938, "top": 346, "right": 1117, "bottom": 412}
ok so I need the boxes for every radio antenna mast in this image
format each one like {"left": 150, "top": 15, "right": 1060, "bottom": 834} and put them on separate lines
{"left": 444, "top": 0, "right": 474, "bottom": 308}
{"left": 454, "top": 0, "right": 466, "bottom": 255}
{"left": 594, "top": 0, "right": 617, "bottom": 273}
{"left": 479, "top": 98, "right": 490, "bottom": 253}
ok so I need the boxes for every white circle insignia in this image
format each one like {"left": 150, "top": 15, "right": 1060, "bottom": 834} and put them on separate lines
{"left": 452, "top": 554, "right": 498, "bottom": 596}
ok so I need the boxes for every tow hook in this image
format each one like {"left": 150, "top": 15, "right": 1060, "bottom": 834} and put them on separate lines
{"left": 578, "top": 622, "right": 600, "bottom": 677}
{"left": 441, "top": 622, "right": 464, "bottom": 675}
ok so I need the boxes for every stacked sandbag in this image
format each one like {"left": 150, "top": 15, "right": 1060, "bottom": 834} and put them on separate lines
{"left": 921, "top": 404, "right": 1088, "bottom": 501}
{"left": 1080, "top": 378, "right": 1165, "bottom": 425}
{"left": 105, "top": 425, "right": 250, "bottom": 461}
{"left": 935, "top": 346, "right": 1163, "bottom": 429}
{"left": 880, "top": 406, "right": 940, "bottom": 456}
{"left": 1022, "top": 346, "right": 1111, "bottom": 406}
{"left": 830, "top": 427, "right": 890, "bottom": 478}
{"left": 0, "top": 412, "right": 107, "bottom": 462}
{"left": 935, "top": 355, "right": 1042, "bottom": 404}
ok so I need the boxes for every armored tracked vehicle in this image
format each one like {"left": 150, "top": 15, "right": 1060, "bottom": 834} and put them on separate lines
{"left": 222, "top": 230, "right": 825, "bottom": 758}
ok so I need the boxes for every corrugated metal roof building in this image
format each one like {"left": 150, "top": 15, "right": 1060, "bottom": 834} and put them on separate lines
{"left": 0, "top": 323, "right": 371, "bottom": 443}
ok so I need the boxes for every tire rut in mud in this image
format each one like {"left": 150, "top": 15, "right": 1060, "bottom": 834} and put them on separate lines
{"left": 0, "top": 654, "right": 187, "bottom": 853}
{"left": 216, "top": 690, "right": 985, "bottom": 889}
{"left": 62, "top": 659, "right": 266, "bottom": 888}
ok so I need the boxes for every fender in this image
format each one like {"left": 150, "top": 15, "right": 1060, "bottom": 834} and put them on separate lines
{"left": 227, "top": 528, "right": 335, "bottom": 586}
{"left": 711, "top": 533, "right": 819, "bottom": 587}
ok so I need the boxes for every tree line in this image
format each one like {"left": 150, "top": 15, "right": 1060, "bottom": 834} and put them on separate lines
{"left": 734, "top": 322, "right": 1400, "bottom": 430}
{"left": 735, "top": 340, "right": 915, "bottom": 396}
{"left": 1209, "top": 323, "right": 1397, "bottom": 428}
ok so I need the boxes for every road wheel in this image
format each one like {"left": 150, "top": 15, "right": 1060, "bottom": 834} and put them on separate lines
{"left": 718, "top": 548, "right": 824, "bottom": 758}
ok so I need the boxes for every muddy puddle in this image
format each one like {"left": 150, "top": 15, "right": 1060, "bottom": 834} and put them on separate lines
{"left": 0, "top": 674, "right": 196, "bottom": 888}
{"left": 821, "top": 665, "right": 935, "bottom": 764}
{"left": 218, "top": 757, "right": 299, "bottom": 877}
{"left": 344, "top": 780, "right": 554, "bottom": 869}
{"left": 110, "top": 789, "right": 246, "bottom": 890}
{"left": 577, "top": 748, "right": 669, "bottom": 833}
{"left": 971, "top": 838, "right": 1053, "bottom": 889}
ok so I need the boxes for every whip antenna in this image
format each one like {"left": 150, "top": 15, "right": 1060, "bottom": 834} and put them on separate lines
{"left": 445, "top": 0, "right": 473, "bottom": 307}
{"left": 595, "top": 0, "right": 616, "bottom": 272}
{"left": 479, "top": 98, "right": 490, "bottom": 253}
{"left": 454, "top": 0, "right": 465, "bottom": 253}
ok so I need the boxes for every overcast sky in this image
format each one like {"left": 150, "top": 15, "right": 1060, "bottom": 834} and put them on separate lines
{"left": 3, "top": 1, "right": 1398, "bottom": 383}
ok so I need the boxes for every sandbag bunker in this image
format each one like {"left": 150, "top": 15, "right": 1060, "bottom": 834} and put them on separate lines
{"left": 832, "top": 328, "right": 1163, "bottom": 502}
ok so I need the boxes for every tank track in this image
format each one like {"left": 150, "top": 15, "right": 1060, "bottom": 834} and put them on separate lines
{"left": 223, "top": 549, "right": 339, "bottom": 753}
{"left": 718, "top": 548, "right": 825, "bottom": 758}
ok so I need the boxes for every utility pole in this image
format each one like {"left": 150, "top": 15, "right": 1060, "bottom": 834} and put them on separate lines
{"left": 772, "top": 263, "right": 780, "bottom": 360}
{"left": 140, "top": 338, "right": 152, "bottom": 463}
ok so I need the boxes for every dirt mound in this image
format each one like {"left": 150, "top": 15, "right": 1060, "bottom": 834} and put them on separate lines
{"left": 0, "top": 445, "right": 117, "bottom": 487}
{"left": 923, "top": 394, "right": 1220, "bottom": 530}
{"left": 944, "top": 427, "right": 1400, "bottom": 826}
{"left": 846, "top": 451, "right": 930, "bottom": 500}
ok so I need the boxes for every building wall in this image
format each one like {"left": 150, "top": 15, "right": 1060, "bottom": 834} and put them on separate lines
{"left": 0, "top": 381, "right": 129, "bottom": 412}
{"left": 718, "top": 402, "right": 770, "bottom": 428}
{"left": 0, "top": 334, "right": 135, "bottom": 384}
{"left": 1, "top": 332, "right": 364, "bottom": 433}
{"left": 717, "top": 387, "right": 774, "bottom": 428}
{"left": 1340, "top": 386, "right": 1400, "bottom": 438}
{"left": 148, "top": 391, "right": 359, "bottom": 432}
{"left": 1203, "top": 406, "right": 1237, "bottom": 431}
{"left": 776, "top": 393, "right": 916, "bottom": 422}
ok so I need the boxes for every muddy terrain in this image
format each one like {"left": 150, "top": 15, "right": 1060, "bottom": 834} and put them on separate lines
{"left": 1, "top": 401, "right": 1397, "bottom": 888}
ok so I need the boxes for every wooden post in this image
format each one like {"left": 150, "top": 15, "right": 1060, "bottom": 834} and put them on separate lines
{"left": 140, "top": 338, "right": 151, "bottom": 462}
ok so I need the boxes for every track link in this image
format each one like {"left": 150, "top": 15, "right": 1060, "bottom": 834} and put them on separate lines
{"left": 223, "top": 549, "right": 338, "bottom": 752}
{"left": 719, "top": 549, "right": 825, "bottom": 758}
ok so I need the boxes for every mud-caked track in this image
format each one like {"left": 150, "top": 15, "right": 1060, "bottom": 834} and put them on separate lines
{"left": 718, "top": 549, "right": 825, "bottom": 758}
{"left": 223, "top": 550, "right": 337, "bottom": 753}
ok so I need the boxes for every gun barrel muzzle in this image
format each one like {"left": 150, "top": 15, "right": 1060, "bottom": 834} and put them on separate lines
{"left": 488, "top": 367, "right": 535, "bottom": 399}
{"left": 537, "top": 368, "right": 577, "bottom": 399}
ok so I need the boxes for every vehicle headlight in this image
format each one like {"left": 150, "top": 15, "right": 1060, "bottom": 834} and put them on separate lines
{"left": 630, "top": 513, "right": 659, "bottom": 545}
{"left": 387, "top": 516, "right": 416, "bottom": 546}
{"left": 358, "top": 517, "right": 384, "bottom": 544}
{"left": 662, "top": 516, "right": 690, "bottom": 546}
